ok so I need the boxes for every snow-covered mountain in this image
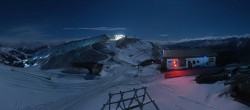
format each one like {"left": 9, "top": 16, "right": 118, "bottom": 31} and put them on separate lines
{"left": 1, "top": 36, "right": 250, "bottom": 110}
{"left": 0, "top": 40, "right": 65, "bottom": 49}
{"left": 17, "top": 45, "right": 52, "bottom": 55}
{"left": 164, "top": 37, "right": 250, "bottom": 50}
{"left": 40, "top": 35, "right": 161, "bottom": 70}
{"left": 163, "top": 36, "right": 250, "bottom": 65}
{"left": 0, "top": 47, "right": 31, "bottom": 67}
{"left": 0, "top": 35, "right": 161, "bottom": 69}
{"left": 115, "top": 37, "right": 160, "bottom": 64}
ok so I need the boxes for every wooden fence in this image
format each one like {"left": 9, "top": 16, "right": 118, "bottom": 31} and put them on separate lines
{"left": 101, "top": 87, "right": 159, "bottom": 110}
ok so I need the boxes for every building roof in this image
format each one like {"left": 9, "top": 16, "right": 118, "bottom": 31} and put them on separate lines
{"left": 163, "top": 48, "right": 217, "bottom": 58}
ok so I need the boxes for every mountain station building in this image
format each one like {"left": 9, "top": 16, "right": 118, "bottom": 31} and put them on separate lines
{"left": 162, "top": 49, "right": 217, "bottom": 70}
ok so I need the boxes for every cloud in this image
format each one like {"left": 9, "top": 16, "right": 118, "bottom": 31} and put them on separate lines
{"left": 0, "top": 25, "right": 52, "bottom": 41}
{"left": 160, "top": 34, "right": 169, "bottom": 37}
{"left": 62, "top": 28, "right": 75, "bottom": 30}
{"left": 179, "top": 34, "right": 250, "bottom": 42}
{"left": 62, "top": 27, "right": 127, "bottom": 31}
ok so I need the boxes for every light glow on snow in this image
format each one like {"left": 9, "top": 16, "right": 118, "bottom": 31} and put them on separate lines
{"left": 33, "top": 63, "right": 38, "bottom": 66}
{"left": 24, "top": 63, "right": 29, "bottom": 68}
{"left": 38, "top": 54, "right": 50, "bottom": 59}
{"left": 23, "top": 59, "right": 28, "bottom": 62}
{"left": 112, "top": 34, "right": 125, "bottom": 41}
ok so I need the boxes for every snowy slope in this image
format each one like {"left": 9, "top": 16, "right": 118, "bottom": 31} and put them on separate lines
{"left": 0, "top": 35, "right": 249, "bottom": 110}
{"left": 115, "top": 38, "right": 160, "bottom": 65}
{"left": 39, "top": 37, "right": 160, "bottom": 70}
{"left": 0, "top": 63, "right": 249, "bottom": 110}
{"left": 45, "top": 34, "right": 110, "bottom": 55}
{"left": 0, "top": 35, "right": 161, "bottom": 70}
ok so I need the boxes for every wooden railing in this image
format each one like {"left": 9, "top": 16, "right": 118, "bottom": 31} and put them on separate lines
{"left": 101, "top": 87, "right": 159, "bottom": 110}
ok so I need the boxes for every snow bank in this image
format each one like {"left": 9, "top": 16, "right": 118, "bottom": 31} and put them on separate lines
{"left": 117, "top": 40, "right": 157, "bottom": 65}
{"left": 149, "top": 76, "right": 249, "bottom": 110}
{"left": 127, "top": 64, "right": 160, "bottom": 76}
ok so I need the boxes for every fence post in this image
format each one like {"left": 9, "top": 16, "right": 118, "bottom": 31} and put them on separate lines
{"left": 145, "top": 90, "right": 160, "bottom": 110}
{"left": 101, "top": 87, "right": 159, "bottom": 110}
{"left": 108, "top": 92, "right": 112, "bottom": 110}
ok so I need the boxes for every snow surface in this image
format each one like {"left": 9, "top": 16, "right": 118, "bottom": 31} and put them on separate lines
{"left": 117, "top": 40, "right": 154, "bottom": 65}
{"left": 0, "top": 63, "right": 249, "bottom": 110}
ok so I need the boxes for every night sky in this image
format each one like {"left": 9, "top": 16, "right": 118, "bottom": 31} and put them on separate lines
{"left": 0, "top": 0, "right": 250, "bottom": 41}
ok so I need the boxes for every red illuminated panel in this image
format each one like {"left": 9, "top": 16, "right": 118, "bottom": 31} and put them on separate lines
{"left": 173, "top": 61, "right": 177, "bottom": 67}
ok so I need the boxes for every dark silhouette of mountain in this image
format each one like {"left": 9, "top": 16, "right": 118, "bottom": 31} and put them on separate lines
{"left": 164, "top": 37, "right": 249, "bottom": 50}
{"left": 17, "top": 45, "right": 51, "bottom": 54}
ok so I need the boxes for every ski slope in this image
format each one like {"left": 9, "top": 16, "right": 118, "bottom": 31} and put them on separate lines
{"left": 0, "top": 63, "right": 249, "bottom": 110}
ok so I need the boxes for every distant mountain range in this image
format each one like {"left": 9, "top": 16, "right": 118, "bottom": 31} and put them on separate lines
{"left": 164, "top": 37, "right": 250, "bottom": 50}
{"left": 163, "top": 37, "right": 250, "bottom": 65}
{"left": 2, "top": 35, "right": 249, "bottom": 68}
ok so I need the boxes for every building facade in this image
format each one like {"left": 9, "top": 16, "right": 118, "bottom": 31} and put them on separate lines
{"left": 163, "top": 49, "right": 217, "bottom": 70}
